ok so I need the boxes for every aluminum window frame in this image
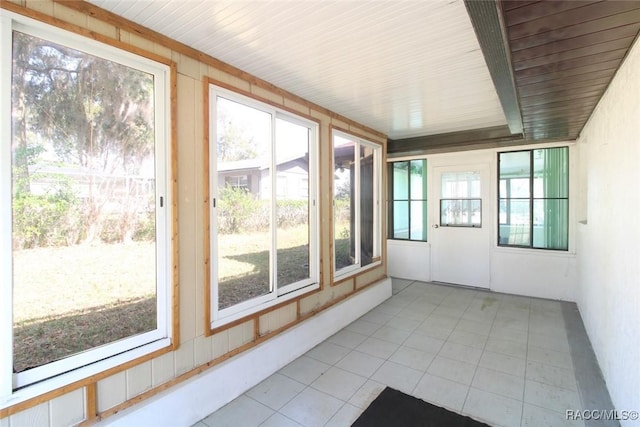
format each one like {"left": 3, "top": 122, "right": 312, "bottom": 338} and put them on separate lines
{"left": 0, "top": 9, "right": 174, "bottom": 401}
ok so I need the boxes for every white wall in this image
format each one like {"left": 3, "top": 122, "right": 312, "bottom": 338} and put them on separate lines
{"left": 575, "top": 37, "right": 640, "bottom": 425}
{"left": 491, "top": 249, "right": 578, "bottom": 301}
{"left": 387, "top": 147, "right": 579, "bottom": 301}
{"left": 387, "top": 240, "right": 431, "bottom": 282}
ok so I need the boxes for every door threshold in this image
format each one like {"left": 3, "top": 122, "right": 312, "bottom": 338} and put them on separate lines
{"left": 431, "top": 281, "right": 491, "bottom": 291}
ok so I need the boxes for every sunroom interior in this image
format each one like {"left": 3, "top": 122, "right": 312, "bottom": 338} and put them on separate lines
{"left": 0, "top": 1, "right": 638, "bottom": 426}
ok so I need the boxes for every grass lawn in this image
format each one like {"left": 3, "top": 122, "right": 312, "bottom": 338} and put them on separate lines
{"left": 12, "top": 224, "right": 313, "bottom": 372}
{"left": 217, "top": 224, "right": 310, "bottom": 309}
{"left": 13, "top": 242, "right": 156, "bottom": 373}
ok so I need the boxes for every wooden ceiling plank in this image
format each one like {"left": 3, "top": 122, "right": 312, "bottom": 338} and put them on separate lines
{"left": 509, "top": 8, "right": 640, "bottom": 51}
{"left": 526, "top": 129, "right": 581, "bottom": 140}
{"left": 513, "top": 37, "right": 633, "bottom": 71}
{"left": 520, "top": 87, "right": 608, "bottom": 106}
{"left": 522, "top": 103, "right": 594, "bottom": 120}
{"left": 518, "top": 68, "right": 613, "bottom": 89}
{"left": 514, "top": 49, "right": 625, "bottom": 78}
{"left": 502, "top": 1, "right": 540, "bottom": 13}
{"left": 520, "top": 83, "right": 608, "bottom": 106}
{"left": 521, "top": 96, "right": 601, "bottom": 113}
{"left": 522, "top": 109, "right": 595, "bottom": 122}
{"left": 515, "top": 59, "right": 620, "bottom": 85}
{"left": 527, "top": 122, "right": 584, "bottom": 133}
{"left": 505, "top": 1, "right": 599, "bottom": 27}
{"left": 526, "top": 121, "right": 584, "bottom": 133}
{"left": 518, "top": 77, "right": 611, "bottom": 97}
{"left": 511, "top": 24, "right": 640, "bottom": 62}
{"left": 524, "top": 116, "right": 592, "bottom": 127}
{"left": 507, "top": 1, "right": 640, "bottom": 40}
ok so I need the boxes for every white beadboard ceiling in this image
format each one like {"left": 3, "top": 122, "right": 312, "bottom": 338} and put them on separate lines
{"left": 88, "top": 0, "right": 507, "bottom": 139}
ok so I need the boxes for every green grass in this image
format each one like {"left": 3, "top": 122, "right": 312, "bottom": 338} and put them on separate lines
{"left": 217, "top": 224, "right": 310, "bottom": 309}
{"left": 12, "top": 242, "right": 156, "bottom": 373}
{"left": 12, "top": 224, "right": 313, "bottom": 372}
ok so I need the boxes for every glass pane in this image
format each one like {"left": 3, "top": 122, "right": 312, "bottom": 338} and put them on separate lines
{"left": 334, "top": 135, "right": 355, "bottom": 271}
{"left": 499, "top": 152, "right": 530, "bottom": 197}
{"left": 393, "top": 201, "right": 409, "bottom": 239}
{"left": 410, "top": 200, "right": 427, "bottom": 240}
{"left": 441, "top": 171, "right": 480, "bottom": 198}
{"left": 440, "top": 199, "right": 481, "bottom": 226}
{"left": 533, "top": 147, "right": 569, "bottom": 198}
{"left": 498, "top": 199, "right": 531, "bottom": 245}
{"left": 410, "top": 160, "right": 427, "bottom": 200}
{"left": 275, "top": 118, "right": 310, "bottom": 288}
{"left": 533, "top": 199, "right": 568, "bottom": 250}
{"left": 216, "top": 96, "right": 272, "bottom": 309}
{"left": 360, "top": 145, "right": 375, "bottom": 267}
{"left": 11, "top": 31, "right": 157, "bottom": 373}
{"left": 393, "top": 162, "right": 409, "bottom": 200}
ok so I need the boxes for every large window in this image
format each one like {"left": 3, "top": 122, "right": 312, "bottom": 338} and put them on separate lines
{"left": 498, "top": 147, "right": 569, "bottom": 250}
{"left": 333, "top": 130, "right": 382, "bottom": 276}
{"left": 1, "top": 12, "right": 173, "bottom": 397}
{"left": 388, "top": 159, "right": 427, "bottom": 240}
{"left": 209, "top": 86, "right": 318, "bottom": 325}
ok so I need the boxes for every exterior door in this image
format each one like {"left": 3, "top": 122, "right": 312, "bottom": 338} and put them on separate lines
{"left": 431, "top": 163, "right": 491, "bottom": 288}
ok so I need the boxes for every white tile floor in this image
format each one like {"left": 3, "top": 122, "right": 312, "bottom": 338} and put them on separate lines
{"left": 193, "top": 279, "right": 615, "bottom": 427}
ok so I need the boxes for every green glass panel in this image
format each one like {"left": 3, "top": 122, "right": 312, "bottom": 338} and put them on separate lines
{"left": 498, "top": 199, "right": 530, "bottom": 246}
{"left": 393, "top": 201, "right": 409, "bottom": 239}
{"left": 533, "top": 199, "right": 568, "bottom": 250}
{"left": 534, "top": 147, "right": 569, "bottom": 198}
{"left": 499, "top": 152, "right": 530, "bottom": 197}
{"left": 409, "top": 159, "right": 427, "bottom": 200}
{"left": 410, "top": 200, "right": 427, "bottom": 240}
{"left": 393, "top": 162, "right": 409, "bottom": 199}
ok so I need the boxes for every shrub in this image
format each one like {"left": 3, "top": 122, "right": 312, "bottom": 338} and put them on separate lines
{"left": 218, "top": 186, "right": 261, "bottom": 234}
{"left": 12, "top": 187, "right": 80, "bottom": 249}
{"left": 277, "top": 200, "right": 308, "bottom": 228}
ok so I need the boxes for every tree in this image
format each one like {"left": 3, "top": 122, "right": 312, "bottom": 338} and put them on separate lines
{"left": 12, "top": 31, "right": 156, "bottom": 244}
{"left": 216, "top": 100, "right": 259, "bottom": 162}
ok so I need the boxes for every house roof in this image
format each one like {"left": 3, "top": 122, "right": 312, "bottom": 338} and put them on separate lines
{"left": 84, "top": 0, "right": 640, "bottom": 154}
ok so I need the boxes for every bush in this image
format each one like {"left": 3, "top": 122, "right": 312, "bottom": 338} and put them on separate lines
{"left": 13, "top": 189, "right": 80, "bottom": 249}
{"left": 277, "top": 200, "right": 308, "bottom": 228}
{"left": 218, "top": 186, "right": 261, "bottom": 234}
{"left": 133, "top": 211, "right": 156, "bottom": 241}
{"left": 218, "top": 186, "right": 310, "bottom": 234}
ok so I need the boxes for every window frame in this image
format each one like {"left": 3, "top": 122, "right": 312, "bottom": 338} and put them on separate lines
{"left": 207, "top": 84, "right": 320, "bottom": 328}
{"left": 388, "top": 159, "right": 428, "bottom": 241}
{"left": 0, "top": 9, "right": 175, "bottom": 402}
{"left": 331, "top": 129, "right": 382, "bottom": 279}
{"left": 497, "top": 147, "right": 570, "bottom": 251}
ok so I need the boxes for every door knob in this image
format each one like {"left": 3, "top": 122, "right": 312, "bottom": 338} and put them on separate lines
{"left": 432, "top": 224, "right": 439, "bottom": 228}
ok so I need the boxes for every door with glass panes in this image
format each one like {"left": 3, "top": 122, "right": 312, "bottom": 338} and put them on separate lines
{"left": 431, "top": 164, "right": 491, "bottom": 288}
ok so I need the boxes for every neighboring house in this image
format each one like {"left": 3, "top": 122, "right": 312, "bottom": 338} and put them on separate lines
{"left": 217, "top": 154, "right": 310, "bottom": 200}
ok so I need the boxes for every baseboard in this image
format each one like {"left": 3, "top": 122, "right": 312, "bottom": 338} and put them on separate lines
{"left": 103, "top": 277, "right": 392, "bottom": 426}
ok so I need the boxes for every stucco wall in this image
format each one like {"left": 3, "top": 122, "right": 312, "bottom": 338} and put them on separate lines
{"left": 576, "top": 36, "right": 640, "bottom": 425}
